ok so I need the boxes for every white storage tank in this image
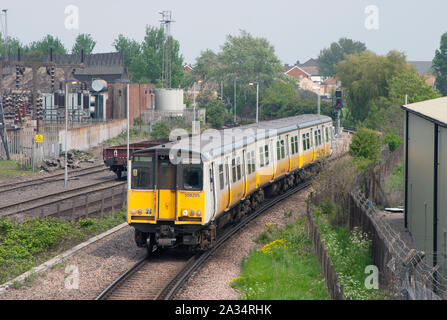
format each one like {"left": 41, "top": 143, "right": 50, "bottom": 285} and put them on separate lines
{"left": 155, "top": 88, "right": 185, "bottom": 112}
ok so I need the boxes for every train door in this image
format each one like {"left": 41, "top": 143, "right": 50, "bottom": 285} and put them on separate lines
{"left": 225, "top": 157, "right": 231, "bottom": 210}
{"left": 286, "top": 134, "right": 291, "bottom": 172}
{"left": 157, "top": 155, "right": 177, "bottom": 221}
{"left": 210, "top": 163, "right": 217, "bottom": 219}
{"left": 242, "top": 149, "right": 248, "bottom": 198}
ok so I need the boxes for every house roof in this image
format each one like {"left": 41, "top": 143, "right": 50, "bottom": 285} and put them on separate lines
{"left": 322, "top": 77, "right": 337, "bottom": 85}
{"left": 284, "top": 65, "right": 310, "bottom": 77}
{"left": 401, "top": 97, "right": 447, "bottom": 127}
{"left": 408, "top": 61, "right": 433, "bottom": 75}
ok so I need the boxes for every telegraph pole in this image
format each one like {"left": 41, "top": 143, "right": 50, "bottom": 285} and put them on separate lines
{"left": 2, "top": 9, "right": 8, "bottom": 62}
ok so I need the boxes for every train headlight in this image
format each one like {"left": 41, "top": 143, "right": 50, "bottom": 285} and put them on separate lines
{"left": 138, "top": 209, "right": 143, "bottom": 214}
{"left": 131, "top": 209, "right": 136, "bottom": 214}
{"left": 197, "top": 210, "right": 202, "bottom": 217}
{"left": 182, "top": 210, "right": 189, "bottom": 216}
{"left": 190, "top": 210, "right": 195, "bottom": 216}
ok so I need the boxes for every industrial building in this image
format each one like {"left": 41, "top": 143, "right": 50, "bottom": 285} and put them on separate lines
{"left": 402, "top": 97, "right": 447, "bottom": 276}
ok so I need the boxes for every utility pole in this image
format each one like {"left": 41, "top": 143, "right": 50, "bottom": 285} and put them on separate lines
{"left": 234, "top": 78, "right": 237, "bottom": 124}
{"left": 317, "top": 93, "right": 321, "bottom": 115}
{"left": 2, "top": 9, "right": 8, "bottom": 62}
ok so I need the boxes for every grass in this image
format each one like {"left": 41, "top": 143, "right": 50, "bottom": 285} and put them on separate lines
{"left": 230, "top": 218, "right": 330, "bottom": 300}
{"left": 386, "top": 161, "right": 404, "bottom": 194}
{"left": 104, "top": 127, "right": 151, "bottom": 146}
{"left": 0, "top": 160, "right": 33, "bottom": 179}
{"left": 0, "top": 209, "right": 127, "bottom": 286}
{"left": 313, "top": 207, "right": 386, "bottom": 300}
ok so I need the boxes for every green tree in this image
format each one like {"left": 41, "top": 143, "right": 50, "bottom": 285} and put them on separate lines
{"left": 113, "top": 35, "right": 142, "bottom": 68}
{"left": 0, "top": 34, "right": 23, "bottom": 58}
{"left": 337, "top": 50, "right": 410, "bottom": 124}
{"left": 349, "top": 128, "right": 382, "bottom": 170}
{"left": 205, "top": 100, "right": 228, "bottom": 129}
{"left": 318, "top": 38, "right": 367, "bottom": 77}
{"left": 433, "top": 32, "right": 447, "bottom": 96}
{"left": 27, "top": 34, "right": 67, "bottom": 56}
{"left": 72, "top": 34, "right": 96, "bottom": 54}
{"left": 261, "top": 80, "right": 300, "bottom": 117}
{"left": 217, "top": 30, "right": 283, "bottom": 86}
{"left": 151, "top": 121, "right": 171, "bottom": 139}
{"left": 141, "top": 25, "right": 184, "bottom": 87}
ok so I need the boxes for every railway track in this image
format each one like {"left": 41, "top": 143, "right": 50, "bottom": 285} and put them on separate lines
{"left": 95, "top": 179, "right": 312, "bottom": 301}
{"left": 0, "top": 164, "right": 110, "bottom": 195}
{"left": 0, "top": 178, "right": 126, "bottom": 220}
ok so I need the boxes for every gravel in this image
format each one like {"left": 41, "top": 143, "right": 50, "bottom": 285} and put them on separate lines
{"left": 174, "top": 189, "right": 312, "bottom": 300}
{"left": 0, "top": 226, "right": 146, "bottom": 300}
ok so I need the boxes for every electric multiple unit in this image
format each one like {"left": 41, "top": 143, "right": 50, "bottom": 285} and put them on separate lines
{"left": 128, "top": 115, "right": 334, "bottom": 253}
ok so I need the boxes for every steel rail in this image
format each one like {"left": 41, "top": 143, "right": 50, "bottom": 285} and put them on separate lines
{"left": 0, "top": 179, "right": 125, "bottom": 216}
{"left": 94, "top": 179, "right": 311, "bottom": 301}
{"left": 0, "top": 164, "right": 108, "bottom": 194}
{"left": 159, "top": 179, "right": 312, "bottom": 300}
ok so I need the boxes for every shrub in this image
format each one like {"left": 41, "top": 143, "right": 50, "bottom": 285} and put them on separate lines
{"left": 349, "top": 128, "right": 382, "bottom": 170}
{"left": 383, "top": 132, "right": 403, "bottom": 152}
{"left": 151, "top": 121, "right": 171, "bottom": 139}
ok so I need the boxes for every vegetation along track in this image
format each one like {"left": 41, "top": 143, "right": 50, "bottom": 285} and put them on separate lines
{"left": 96, "top": 180, "right": 312, "bottom": 301}
{"left": 0, "top": 164, "right": 110, "bottom": 195}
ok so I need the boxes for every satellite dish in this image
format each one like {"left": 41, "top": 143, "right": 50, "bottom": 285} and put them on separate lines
{"left": 92, "top": 79, "right": 108, "bottom": 92}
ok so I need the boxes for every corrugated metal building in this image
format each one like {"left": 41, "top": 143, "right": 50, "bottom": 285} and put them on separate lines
{"left": 402, "top": 97, "right": 447, "bottom": 275}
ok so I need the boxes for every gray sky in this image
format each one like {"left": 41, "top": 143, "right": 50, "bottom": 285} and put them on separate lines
{"left": 1, "top": 0, "right": 446, "bottom": 64}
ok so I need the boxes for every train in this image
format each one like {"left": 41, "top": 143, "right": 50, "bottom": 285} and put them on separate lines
{"left": 127, "top": 114, "right": 334, "bottom": 254}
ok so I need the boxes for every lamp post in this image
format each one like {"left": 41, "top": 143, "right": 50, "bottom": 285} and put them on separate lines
{"left": 193, "top": 80, "right": 202, "bottom": 132}
{"left": 64, "top": 80, "right": 78, "bottom": 187}
{"left": 2, "top": 9, "right": 8, "bottom": 62}
{"left": 249, "top": 81, "right": 260, "bottom": 124}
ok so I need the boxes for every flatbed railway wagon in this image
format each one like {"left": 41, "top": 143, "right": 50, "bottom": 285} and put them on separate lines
{"left": 103, "top": 139, "right": 169, "bottom": 179}
{"left": 127, "top": 115, "right": 334, "bottom": 253}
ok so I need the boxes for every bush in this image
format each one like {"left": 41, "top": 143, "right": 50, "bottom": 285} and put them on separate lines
{"left": 383, "top": 132, "right": 403, "bottom": 152}
{"left": 349, "top": 128, "right": 382, "bottom": 170}
{"left": 151, "top": 121, "right": 171, "bottom": 139}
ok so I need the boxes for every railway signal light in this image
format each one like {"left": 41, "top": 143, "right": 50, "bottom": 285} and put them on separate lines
{"left": 334, "top": 90, "right": 343, "bottom": 110}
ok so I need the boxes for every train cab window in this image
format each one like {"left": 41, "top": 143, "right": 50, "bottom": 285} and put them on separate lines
{"left": 182, "top": 167, "right": 203, "bottom": 191}
{"left": 131, "top": 155, "right": 154, "bottom": 190}
{"left": 219, "top": 164, "right": 225, "bottom": 190}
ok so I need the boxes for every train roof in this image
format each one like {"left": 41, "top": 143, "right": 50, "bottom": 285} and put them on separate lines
{"left": 135, "top": 114, "right": 332, "bottom": 161}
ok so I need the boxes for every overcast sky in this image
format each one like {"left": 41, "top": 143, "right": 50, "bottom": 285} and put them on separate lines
{"left": 1, "top": 0, "right": 446, "bottom": 65}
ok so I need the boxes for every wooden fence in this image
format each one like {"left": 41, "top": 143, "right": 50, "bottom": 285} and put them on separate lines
{"left": 306, "top": 198, "right": 347, "bottom": 300}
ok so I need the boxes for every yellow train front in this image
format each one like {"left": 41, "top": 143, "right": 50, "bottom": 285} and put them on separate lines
{"left": 127, "top": 114, "right": 334, "bottom": 254}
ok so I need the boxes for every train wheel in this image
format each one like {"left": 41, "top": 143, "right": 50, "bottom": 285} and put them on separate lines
{"left": 146, "top": 234, "right": 158, "bottom": 257}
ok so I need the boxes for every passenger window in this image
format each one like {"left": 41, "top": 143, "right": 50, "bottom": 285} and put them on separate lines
{"left": 281, "top": 140, "right": 285, "bottom": 159}
{"left": 259, "top": 146, "right": 265, "bottom": 168}
{"left": 276, "top": 141, "right": 281, "bottom": 160}
{"left": 219, "top": 164, "right": 225, "bottom": 190}
{"left": 251, "top": 151, "right": 255, "bottom": 173}
{"left": 265, "top": 145, "right": 270, "bottom": 165}
{"left": 232, "top": 159, "right": 237, "bottom": 183}
{"left": 183, "top": 167, "right": 203, "bottom": 190}
{"left": 237, "top": 157, "right": 242, "bottom": 181}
